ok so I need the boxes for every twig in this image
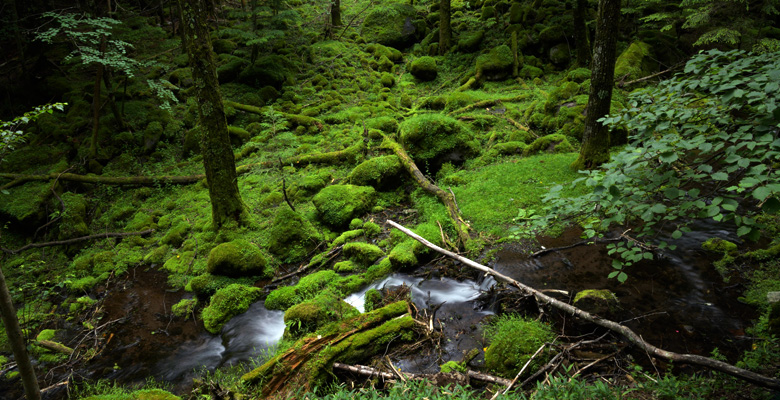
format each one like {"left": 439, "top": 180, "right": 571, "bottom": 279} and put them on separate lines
{"left": 531, "top": 237, "right": 621, "bottom": 257}
{"left": 569, "top": 349, "right": 621, "bottom": 381}
{"left": 618, "top": 62, "right": 684, "bottom": 88}
{"left": 1, "top": 229, "right": 154, "bottom": 254}
{"left": 385, "top": 356, "right": 406, "bottom": 382}
{"left": 386, "top": 219, "right": 780, "bottom": 390}
{"left": 493, "top": 344, "right": 546, "bottom": 399}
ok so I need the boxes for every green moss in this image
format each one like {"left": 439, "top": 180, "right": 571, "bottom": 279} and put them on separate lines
{"left": 484, "top": 314, "right": 554, "bottom": 377}
{"left": 348, "top": 155, "right": 404, "bottom": 189}
{"left": 58, "top": 192, "right": 89, "bottom": 240}
{"left": 283, "top": 292, "right": 359, "bottom": 337}
{"left": 440, "top": 360, "right": 468, "bottom": 373}
{"left": 457, "top": 30, "right": 484, "bottom": 52}
{"left": 614, "top": 41, "right": 655, "bottom": 82}
{"left": 363, "top": 221, "right": 382, "bottom": 237}
{"left": 366, "top": 257, "right": 394, "bottom": 282}
{"left": 333, "top": 260, "right": 357, "bottom": 272}
{"left": 573, "top": 289, "right": 619, "bottom": 315}
{"left": 380, "top": 72, "right": 395, "bottom": 88}
{"left": 69, "top": 295, "right": 97, "bottom": 313}
{"left": 171, "top": 298, "right": 197, "bottom": 318}
{"left": 143, "top": 245, "right": 170, "bottom": 265}
{"left": 476, "top": 45, "right": 513, "bottom": 80}
{"left": 266, "top": 207, "right": 321, "bottom": 263}
{"left": 202, "top": 284, "right": 263, "bottom": 333}
{"left": 702, "top": 238, "right": 738, "bottom": 254}
{"left": 491, "top": 141, "right": 529, "bottom": 156}
{"left": 410, "top": 56, "right": 439, "bottom": 81}
{"left": 398, "top": 113, "right": 475, "bottom": 169}
{"left": 265, "top": 286, "right": 300, "bottom": 310}
{"left": 207, "top": 239, "right": 270, "bottom": 278}
{"left": 331, "top": 229, "right": 366, "bottom": 247}
{"left": 161, "top": 221, "right": 191, "bottom": 248}
{"left": 162, "top": 251, "right": 195, "bottom": 274}
{"left": 524, "top": 133, "right": 575, "bottom": 156}
{"left": 343, "top": 242, "right": 385, "bottom": 266}
{"left": 481, "top": 5, "right": 497, "bottom": 20}
{"left": 567, "top": 68, "right": 591, "bottom": 83}
{"left": 364, "top": 288, "right": 383, "bottom": 312}
{"left": 313, "top": 185, "right": 377, "bottom": 228}
{"left": 0, "top": 182, "right": 52, "bottom": 226}
{"left": 361, "top": 3, "right": 418, "bottom": 47}
{"left": 388, "top": 240, "right": 418, "bottom": 269}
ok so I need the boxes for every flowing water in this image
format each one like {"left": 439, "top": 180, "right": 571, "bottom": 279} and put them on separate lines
{"left": 52, "top": 220, "right": 754, "bottom": 397}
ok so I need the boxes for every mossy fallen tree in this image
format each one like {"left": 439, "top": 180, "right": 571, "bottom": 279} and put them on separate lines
{"left": 1, "top": 229, "right": 154, "bottom": 255}
{"left": 242, "top": 300, "right": 418, "bottom": 399}
{"left": 380, "top": 136, "right": 471, "bottom": 248}
{"left": 387, "top": 220, "right": 780, "bottom": 391}
{"left": 236, "top": 142, "right": 364, "bottom": 173}
{"left": 224, "top": 100, "right": 324, "bottom": 131}
{"left": 446, "top": 94, "right": 529, "bottom": 116}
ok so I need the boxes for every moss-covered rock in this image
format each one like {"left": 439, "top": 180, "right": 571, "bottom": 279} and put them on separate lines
{"left": 702, "top": 238, "right": 739, "bottom": 277}
{"left": 524, "top": 133, "right": 575, "bottom": 156}
{"left": 264, "top": 285, "right": 299, "bottom": 310}
{"left": 364, "top": 288, "right": 383, "bottom": 312}
{"left": 388, "top": 240, "right": 418, "bottom": 269}
{"left": 573, "top": 289, "right": 619, "bottom": 315}
{"left": 398, "top": 113, "right": 476, "bottom": 171}
{"left": 313, "top": 184, "right": 377, "bottom": 228}
{"left": 361, "top": 4, "right": 419, "bottom": 48}
{"left": 348, "top": 155, "right": 404, "bottom": 190}
{"left": 481, "top": 5, "right": 497, "bottom": 20}
{"left": 484, "top": 314, "right": 554, "bottom": 377}
{"left": 333, "top": 260, "right": 357, "bottom": 272}
{"left": 213, "top": 39, "right": 237, "bottom": 54}
{"left": 162, "top": 251, "right": 196, "bottom": 274}
{"left": 614, "top": 41, "right": 656, "bottom": 82}
{"left": 363, "top": 221, "right": 382, "bottom": 237}
{"left": 410, "top": 56, "right": 438, "bottom": 81}
{"left": 343, "top": 242, "right": 385, "bottom": 266}
{"left": 238, "top": 55, "right": 293, "bottom": 89}
{"left": 476, "top": 45, "right": 514, "bottom": 80}
{"left": 549, "top": 43, "right": 570, "bottom": 66}
{"left": 283, "top": 292, "right": 359, "bottom": 337}
{"left": 266, "top": 207, "right": 321, "bottom": 263}
{"left": 207, "top": 239, "right": 270, "bottom": 278}
{"left": 491, "top": 141, "right": 529, "bottom": 156}
{"left": 202, "top": 283, "right": 263, "bottom": 333}
{"left": 161, "top": 221, "right": 191, "bottom": 248}
{"left": 457, "top": 30, "right": 484, "bottom": 52}
{"left": 0, "top": 182, "right": 54, "bottom": 229}
{"left": 58, "top": 192, "right": 89, "bottom": 240}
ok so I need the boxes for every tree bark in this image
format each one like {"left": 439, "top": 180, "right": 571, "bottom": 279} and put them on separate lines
{"left": 0, "top": 265, "right": 41, "bottom": 400}
{"left": 178, "top": 0, "right": 248, "bottom": 229}
{"left": 439, "top": 0, "right": 451, "bottom": 55}
{"left": 571, "top": 0, "right": 620, "bottom": 170}
{"left": 331, "top": 0, "right": 342, "bottom": 27}
{"left": 387, "top": 220, "right": 780, "bottom": 391}
{"left": 574, "top": 0, "right": 591, "bottom": 68}
{"left": 89, "top": 36, "right": 107, "bottom": 159}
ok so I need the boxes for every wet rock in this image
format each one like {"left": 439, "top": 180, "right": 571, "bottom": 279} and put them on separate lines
{"left": 207, "top": 239, "right": 270, "bottom": 278}
{"left": 573, "top": 289, "right": 619, "bottom": 316}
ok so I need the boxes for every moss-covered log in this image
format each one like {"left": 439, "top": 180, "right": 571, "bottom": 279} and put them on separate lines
{"left": 236, "top": 142, "right": 364, "bottom": 173}
{"left": 225, "top": 100, "right": 324, "bottom": 131}
{"left": 0, "top": 172, "right": 204, "bottom": 190}
{"left": 447, "top": 95, "right": 528, "bottom": 116}
{"left": 242, "top": 300, "right": 417, "bottom": 398}
{"left": 381, "top": 136, "right": 470, "bottom": 248}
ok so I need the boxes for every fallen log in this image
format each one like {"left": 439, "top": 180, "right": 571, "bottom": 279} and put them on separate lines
{"left": 387, "top": 220, "right": 780, "bottom": 391}
{"left": 36, "top": 340, "right": 73, "bottom": 355}
{"left": 1, "top": 229, "right": 154, "bottom": 255}
{"left": 242, "top": 301, "right": 419, "bottom": 398}
{"left": 0, "top": 172, "right": 203, "bottom": 190}
{"left": 225, "top": 100, "right": 324, "bottom": 131}
{"left": 447, "top": 95, "right": 529, "bottom": 116}
{"left": 381, "top": 136, "right": 470, "bottom": 248}
{"left": 236, "top": 142, "right": 364, "bottom": 174}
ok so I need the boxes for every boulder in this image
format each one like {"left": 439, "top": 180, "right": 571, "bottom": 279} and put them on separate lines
{"left": 313, "top": 184, "right": 377, "bottom": 228}
{"left": 361, "top": 4, "right": 419, "bottom": 48}
{"left": 410, "top": 56, "right": 439, "bottom": 81}
{"left": 266, "top": 207, "right": 321, "bottom": 263}
{"left": 207, "top": 239, "right": 271, "bottom": 278}
{"left": 614, "top": 41, "right": 656, "bottom": 82}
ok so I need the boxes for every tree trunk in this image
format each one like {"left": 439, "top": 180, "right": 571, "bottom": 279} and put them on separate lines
{"left": 439, "top": 0, "right": 451, "bottom": 55}
{"left": 0, "top": 265, "right": 41, "bottom": 400}
{"left": 331, "top": 0, "right": 342, "bottom": 27}
{"left": 571, "top": 0, "right": 620, "bottom": 170}
{"left": 89, "top": 36, "right": 107, "bottom": 159}
{"left": 178, "top": 0, "right": 248, "bottom": 229}
{"left": 574, "top": 0, "right": 591, "bottom": 68}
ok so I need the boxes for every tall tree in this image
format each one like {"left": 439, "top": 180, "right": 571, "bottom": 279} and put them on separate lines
{"left": 0, "top": 265, "right": 41, "bottom": 400}
{"left": 178, "top": 0, "right": 248, "bottom": 228}
{"left": 331, "top": 0, "right": 342, "bottom": 27}
{"left": 439, "top": 0, "right": 451, "bottom": 55}
{"left": 573, "top": 0, "right": 591, "bottom": 67}
{"left": 571, "top": 0, "right": 620, "bottom": 170}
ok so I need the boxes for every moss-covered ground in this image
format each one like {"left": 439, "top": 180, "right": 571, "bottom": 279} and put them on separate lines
{"left": 1, "top": 0, "right": 778, "bottom": 398}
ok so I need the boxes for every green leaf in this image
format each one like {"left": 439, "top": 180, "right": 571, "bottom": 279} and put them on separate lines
{"left": 737, "top": 225, "right": 752, "bottom": 237}
{"left": 650, "top": 203, "right": 667, "bottom": 214}
{"left": 672, "top": 230, "right": 683, "bottom": 239}
{"left": 659, "top": 152, "right": 678, "bottom": 163}
{"left": 762, "top": 197, "right": 780, "bottom": 214}
{"left": 712, "top": 172, "right": 729, "bottom": 181}
{"left": 608, "top": 271, "right": 620, "bottom": 279}
{"left": 753, "top": 186, "right": 772, "bottom": 201}
{"left": 617, "top": 272, "right": 628, "bottom": 283}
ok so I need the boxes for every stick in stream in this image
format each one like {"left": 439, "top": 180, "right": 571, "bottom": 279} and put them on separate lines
{"left": 385, "top": 219, "right": 780, "bottom": 390}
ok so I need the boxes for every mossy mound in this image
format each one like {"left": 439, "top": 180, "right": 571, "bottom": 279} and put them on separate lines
{"left": 0, "top": 182, "right": 54, "bottom": 228}
{"left": 457, "top": 30, "right": 484, "bottom": 53}
{"left": 201, "top": 283, "right": 263, "bottom": 334}
{"left": 398, "top": 113, "right": 476, "bottom": 171}
{"left": 476, "top": 45, "right": 514, "bottom": 80}
{"left": 524, "top": 133, "right": 575, "bottom": 156}
{"left": 206, "top": 239, "right": 271, "bottom": 278}
{"left": 266, "top": 207, "right": 321, "bottom": 263}
{"left": 238, "top": 55, "right": 293, "bottom": 89}
{"left": 614, "top": 41, "right": 656, "bottom": 82}
{"left": 348, "top": 155, "right": 404, "bottom": 190}
{"left": 343, "top": 242, "right": 385, "bottom": 266}
{"left": 361, "top": 4, "right": 419, "bottom": 48}
{"left": 484, "top": 314, "right": 554, "bottom": 378}
{"left": 283, "top": 292, "right": 359, "bottom": 337}
{"left": 410, "top": 56, "right": 438, "bottom": 81}
{"left": 573, "top": 289, "right": 619, "bottom": 315}
{"left": 265, "top": 270, "right": 339, "bottom": 311}
{"left": 57, "top": 192, "right": 90, "bottom": 240}
{"left": 313, "top": 185, "right": 377, "bottom": 228}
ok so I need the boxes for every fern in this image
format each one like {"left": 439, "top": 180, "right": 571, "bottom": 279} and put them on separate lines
{"left": 693, "top": 27, "right": 741, "bottom": 46}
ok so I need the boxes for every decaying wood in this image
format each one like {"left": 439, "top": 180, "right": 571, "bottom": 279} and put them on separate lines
{"left": 236, "top": 142, "right": 364, "bottom": 174}
{"left": 0, "top": 172, "right": 204, "bottom": 190}
{"left": 1, "top": 229, "right": 154, "bottom": 255}
{"left": 503, "top": 115, "right": 539, "bottom": 138}
{"left": 381, "top": 137, "right": 470, "bottom": 248}
{"left": 387, "top": 220, "right": 780, "bottom": 391}
{"left": 225, "top": 100, "right": 324, "bottom": 130}
{"left": 36, "top": 340, "right": 74, "bottom": 355}
{"left": 447, "top": 95, "right": 528, "bottom": 116}
{"left": 332, "top": 362, "right": 513, "bottom": 386}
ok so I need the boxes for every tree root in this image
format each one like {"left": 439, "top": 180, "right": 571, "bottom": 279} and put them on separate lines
{"left": 387, "top": 220, "right": 780, "bottom": 391}
{"left": 380, "top": 136, "right": 470, "bottom": 248}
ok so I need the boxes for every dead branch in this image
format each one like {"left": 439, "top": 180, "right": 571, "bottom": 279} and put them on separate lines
{"left": 492, "top": 344, "right": 546, "bottom": 399}
{"left": 381, "top": 136, "right": 470, "bottom": 248}
{"left": 447, "top": 95, "right": 529, "bottom": 116}
{"left": 1, "top": 229, "right": 154, "bottom": 255}
{"left": 386, "top": 220, "right": 780, "bottom": 391}
{"left": 0, "top": 172, "right": 203, "bottom": 190}
{"left": 503, "top": 116, "right": 539, "bottom": 138}
{"left": 618, "top": 63, "right": 683, "bottom": 88}
{"left": 35, "top": 340, "right": 74, "bottom": 355}
{"left": 270, "top": 245, "right": 343, "bottom": 284}
{"left": 332, "top": 362, "right": 512, "bottom": 386}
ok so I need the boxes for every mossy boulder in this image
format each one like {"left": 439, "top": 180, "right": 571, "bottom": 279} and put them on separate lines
{"left": 238, "top": 55, "right": 293, "bottom": 89}
{"left": 549, "top": 43, "right": 570, "bottom": 66}
{"left": 490, "top": 141, "right": 529, "bottom": 156}
{"left": 0, "top": 182, "right": 54, "bottom": 229}
{"left": 58, "top": 192, "right": 90, "bottom": 240}
{"left": 264, "top": 285, "right": 299, "bottom": 310}
{"left": 201, "top": 283, "right": 263, "bottom": 334}
{"left": 410, "top": 56, "right": 438, "bottom": 81}
{"left": 399, "top": 113, "right": 476, "bottom": 171}
{"left": 266, "top": 207, "right": 321, "bottom": 263}
{"left": 212, "top": 39, "right": 237, "bottom": 54}
{"left": 283, "top": 292, "right": 359, "bottom": 337}
{"left": 481, "top": 6, "right": 497, "bottom": 20}
{"left": 348, "top": 155, "right": 404, "bottom": 190}
{"left": 161, "top": 221, "right": 191, "bottom": 248}
{"left": 484, "top": 314, "right": 554, "bottom": 377}
{"left": 476, "top": 45, "right": 514, "bottom": 80}
{"left": 702, "top": 238, "right": 739, "bottom": 277}
{"left": 361, "top": 4, "right": 419, "bottom": 48}
{"left": 524, "top": 133, "right": 575, "bottom": 156}
{"left": 614, "top": 41, "right": 656, "bottom": 82}
{"left": 388, "top": 240, "right": 418, "bottom": 269}
{"left": 457, "top": 30, "right": 484, "bottom": 52}
{"left": 573, "top": 289, "right": 619, "bottom": 315}
{"left": 313, "top": 185, "right": 377, "bottom": 228}
{"left": 380, "top": 72, "right": 396, "bottom": 87}
{"left": 207, "top": 239, "right": 270, "bottom": 278}
{"left": 343, "top": 242, "right": 385, "bottom": 266}
{"left": 265, "top": 270, "right": 339, "bottom": 311}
